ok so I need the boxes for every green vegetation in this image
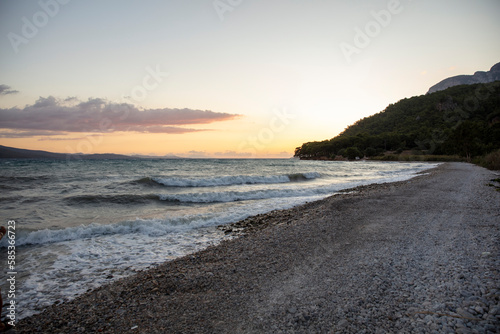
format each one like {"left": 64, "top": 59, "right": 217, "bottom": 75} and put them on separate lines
{"left": 487, "top": 176, "right": 500, "bottom": 191}
{"left": 370, "top": 154, "right": 464, "bottom": 162}
{"left": 474, "top": 148, "right": 500, "bottom": 170}
{"left": 344, "top": 147, "right": 363, "bottom": 160}
{"left": 295, "top": 82, "right": 500, "bottom": 167}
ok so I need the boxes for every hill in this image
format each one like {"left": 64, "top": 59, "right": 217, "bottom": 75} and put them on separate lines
{"left": 0, "top": 145, "right": 135, "bottom": 160}
{"left": 294, "top": 81, "right": 500, "bottom": 161}
{"left": 427, "top": 62, "right": 500, "bottom": 94}
{"left": 0, "top": 146, "right": 185, "bottom": 160}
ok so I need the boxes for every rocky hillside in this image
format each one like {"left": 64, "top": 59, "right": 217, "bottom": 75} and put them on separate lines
{"left": 427, "top": 62, "right": 500, "bottom": 94}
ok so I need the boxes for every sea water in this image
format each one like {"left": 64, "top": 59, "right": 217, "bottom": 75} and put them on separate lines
{"left": 0, "top": 158, "right": 439, "bottom": 319}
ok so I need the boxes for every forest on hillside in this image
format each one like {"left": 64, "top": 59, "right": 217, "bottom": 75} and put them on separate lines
{"left": 294, "top": 82, "right": 500, "bottom": 161}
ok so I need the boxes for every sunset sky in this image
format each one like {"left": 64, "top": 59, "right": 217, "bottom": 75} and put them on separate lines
{"left": 1, "top": 0, "right": 499, "bottom": 158}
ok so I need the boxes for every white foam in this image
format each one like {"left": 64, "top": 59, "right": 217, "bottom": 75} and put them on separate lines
{"left": 14, "top": 214, "right": 221, "bottom": 246}
{"left": 158, "top": 185, "right": 334, "bottom": 203}
{"left": 303, "top": 172, "right": 321, "bottom": 179}
{"left": 152, "top": 172, "right": 320, "bottom": 187}
{"left": 156, "top": 169, "right": 430, "bottom": 204}
{"left": 15, "top": 227, "right": 230, "bottom": 320}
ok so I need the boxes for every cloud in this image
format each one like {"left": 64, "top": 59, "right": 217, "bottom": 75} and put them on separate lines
{"left": 0, "top": 96, "right": 241, "bottom": 135}
{"left": 0, "top": 130, "right": 68, "bottom": 138}
{"left": 122, "top": 125, "right": 205, "bottom": 134}
{"left": 0, "top": 84, "right": 19, "bottom": 96}
{"left": 37, "top": 136, "right": 91, "bottom": 141}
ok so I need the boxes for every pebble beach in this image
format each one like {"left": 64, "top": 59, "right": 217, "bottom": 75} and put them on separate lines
{"left": 16, "top": 162, "right": 500, "bottom": 333}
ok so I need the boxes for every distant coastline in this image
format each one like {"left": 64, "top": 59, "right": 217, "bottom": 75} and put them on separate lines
{"left": 0, "top": 145, "right": 183, "bottom": 160}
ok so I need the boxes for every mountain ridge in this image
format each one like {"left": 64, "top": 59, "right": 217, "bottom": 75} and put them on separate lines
{"left": 427, "top": 62, "right": 500, "bottom": 94}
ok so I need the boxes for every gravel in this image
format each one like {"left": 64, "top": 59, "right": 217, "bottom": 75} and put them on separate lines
{"left": 16, "top": 162, "right": 500, "bottom": 333}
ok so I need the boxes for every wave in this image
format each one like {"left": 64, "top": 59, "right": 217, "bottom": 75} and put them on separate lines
{"left": 156, "top": 169, "right": 433, "bottom": 204}
{"left": 0, "top": 175, "right": 53, "bottom": 183}
{"left": 65, "top": 193, "right": 159, "bottom": 205}
{"left": 150, "top": 172, "right": 320, "bottom": 187}
{"left": 4, "top": 168, "right": 433, "bottom": 247}
{"left": 4, "top": 211, "right": 241, "bottom": 247}
{"left": 131, "top": 177, "right": 158, "bottom": 186}
{"left": 0, "top": 184, "right": 21, "bottom": 191}
{"left": 5, "top": 192, "right": 329, "bottom": 247}
{"left": 159, "top": 185, "right": 337, "bottom": 204}
{"left": 0, "top": 195, "right": 24, "bottom": 202}
{"left": 2, "top": 220, "right": 180, "bottom": 246}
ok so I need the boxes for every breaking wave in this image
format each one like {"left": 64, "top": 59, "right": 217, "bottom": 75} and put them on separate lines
{"left": 150, "top": 172, "right": 320, "bottom": 187}
{"left": 159, "top": 185, "right": 338, "bottom": 203}
{"left": 65, "top": 193, "right": 159, "bottom": 205}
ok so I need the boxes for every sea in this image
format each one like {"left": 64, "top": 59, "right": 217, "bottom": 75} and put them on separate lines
{"left": 0, "top": 158, "right": 439, "bottom": 320}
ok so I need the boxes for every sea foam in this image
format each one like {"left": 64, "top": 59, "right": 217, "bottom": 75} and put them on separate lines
{"left": 151, "top": 172, "right": 320, "bottom": 187}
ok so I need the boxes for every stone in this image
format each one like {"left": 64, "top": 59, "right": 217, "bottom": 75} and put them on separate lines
{"left": 337, "top": 319, "right": 349, "bottom": 328}
{"left": 457, "top": 308, "right": 476, "bottom": 319}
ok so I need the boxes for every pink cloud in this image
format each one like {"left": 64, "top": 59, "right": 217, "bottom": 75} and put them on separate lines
{"left": 0, "top": 96, "right": 241, "bottom": 137}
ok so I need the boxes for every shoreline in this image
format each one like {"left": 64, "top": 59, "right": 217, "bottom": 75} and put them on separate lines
{"left": 17, "top": 162, "right": 500, "bottom": 333}
{"left": 217, "top": 167, "right": 440, "bottom": 237}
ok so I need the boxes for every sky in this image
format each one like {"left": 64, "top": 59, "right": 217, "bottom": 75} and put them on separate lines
{"left": 0, "top": 0, "right": 499, "bottom": 158}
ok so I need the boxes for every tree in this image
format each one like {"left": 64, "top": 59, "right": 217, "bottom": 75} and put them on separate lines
{"left": 344, "top": 147, "right": 363, "bottom": 160}
{"left": 449, "top": 121, "right": 485, "bottom": 161}
{"left": 365, "top": 147, "right": 377, "bottom": 157}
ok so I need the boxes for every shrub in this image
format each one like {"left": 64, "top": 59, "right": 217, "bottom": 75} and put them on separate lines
{"left": 344, "top": 147, "right": 363, "bottom": 160}
{"left": 364, "top": 147, "right": 377, "bottom": 157}
{"left": 477, "top": 149, "right": 500, "bottom": 170}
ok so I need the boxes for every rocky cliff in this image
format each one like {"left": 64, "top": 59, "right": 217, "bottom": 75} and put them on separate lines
{"left": 427, "top": 62, "right": 500, "bottom": 94}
